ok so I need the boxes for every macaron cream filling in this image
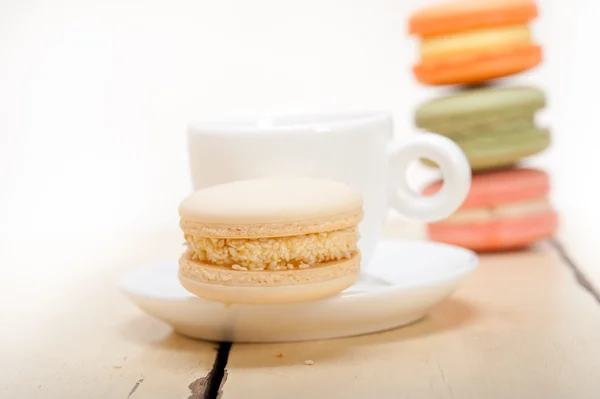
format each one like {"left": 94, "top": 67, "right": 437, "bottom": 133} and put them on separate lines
{"left": 420, "top": 24, "right": 531, "bottom": 61}
{"left": 455, "top": 128, "right": 550, "bottom": 152}
{"left": 421, "top": 113, "right": 538, "bottom": 137}
{"left": 185, "top": 226, "right": 359, "bottom": 271}
{"left": 440, "top": 196, "right": 551, "bottom": 224}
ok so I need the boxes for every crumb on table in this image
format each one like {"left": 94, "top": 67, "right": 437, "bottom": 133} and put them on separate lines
{"left": 304, "top": 360, "right": 314, "bottom": 366}
{"left": 277, "top": 353, "right": 284, "bottom": 358}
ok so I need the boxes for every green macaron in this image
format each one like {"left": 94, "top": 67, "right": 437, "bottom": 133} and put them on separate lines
{"left": 414, "top": 86, "right": 550, "bottom": 172}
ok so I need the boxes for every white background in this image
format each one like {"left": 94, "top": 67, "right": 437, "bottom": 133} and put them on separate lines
{"left": 0, "top": 0, "right": 582, "bottom": 238}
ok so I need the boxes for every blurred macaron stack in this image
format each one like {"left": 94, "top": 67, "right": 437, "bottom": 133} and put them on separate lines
{"left": 408, "top": 0, "right": 558, "bottom": 252}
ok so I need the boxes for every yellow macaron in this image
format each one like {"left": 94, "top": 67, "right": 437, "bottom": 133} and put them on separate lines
{"left": 178, "top": 177, "right": 363, "bottom": 305}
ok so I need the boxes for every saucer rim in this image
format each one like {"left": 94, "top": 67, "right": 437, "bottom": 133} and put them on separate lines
{"left": 118, "top": 239, "right": 479, "bottom": 302}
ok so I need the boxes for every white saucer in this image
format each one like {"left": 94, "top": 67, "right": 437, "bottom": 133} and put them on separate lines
{"left": 119, "top": 239, "right": 478, "bottom": 343}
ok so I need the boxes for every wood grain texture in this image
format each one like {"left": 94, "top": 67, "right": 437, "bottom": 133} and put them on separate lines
{"left": 222, "top": 237, "right": 600, "bottom": 398}
{"left": 0, "top": 230, "right": 217, "bottom": 399}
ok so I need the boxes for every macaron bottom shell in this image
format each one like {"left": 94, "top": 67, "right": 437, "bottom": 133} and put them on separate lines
{"left": 413, "top": 44, "right": 542, "bottom": 86}
{"left": 427, "top": 210, "right": 558, "bottom": 252}
{"left": 178, "top": 250, "right": 361, "bottom": 305}
{"left": 421, "top": 127, "right": 550, "bottom": 172}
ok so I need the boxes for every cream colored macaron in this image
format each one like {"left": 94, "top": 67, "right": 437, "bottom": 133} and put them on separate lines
{"left": 178, "top": 177, "right": 363, "bottom": 305}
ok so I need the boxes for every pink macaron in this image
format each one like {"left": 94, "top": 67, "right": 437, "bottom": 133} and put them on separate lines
{"left": 423, "top": 168, "right": 558, "bottom": 251}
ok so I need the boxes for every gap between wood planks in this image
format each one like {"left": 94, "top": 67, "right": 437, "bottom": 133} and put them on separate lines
{"left": 202, "top": 342, "right": 231, "bottom": 399}
{"left": 202, "top": 239, "right": 600, "bottom": 398}
{"left": 549, "top": 238, "right": 600, "bottom": 304}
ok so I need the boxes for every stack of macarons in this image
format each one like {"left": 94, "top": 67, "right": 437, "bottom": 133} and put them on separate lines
{"left": 409, "top": 0, "right": 557, "bottom": 251}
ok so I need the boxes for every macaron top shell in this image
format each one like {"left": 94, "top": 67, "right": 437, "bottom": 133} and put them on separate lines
{"left": 424, "top": 168, "right": 550, "bottom": 209}
{"left": 409, "top": 0, "right": 538, "bottom": 38}
{"left": 415, "top": 86, "right": 545, "bottom": 129}
{"left": 179, "top": 177, "right": 363, "bottom": 238}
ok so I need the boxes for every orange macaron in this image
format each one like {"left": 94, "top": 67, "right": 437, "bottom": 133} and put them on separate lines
{"left": 409, "top": 0, "right": 542, "bottom": 86}
{"left": 423, "top": 168, "right": 558, "bottom": 252}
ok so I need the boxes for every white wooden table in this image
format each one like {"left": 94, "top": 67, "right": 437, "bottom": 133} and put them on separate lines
{"left": 2, "top": 217, "right": 599, "bottom": 399}
{"left": 220, "top": 221, "right": 600, "bottom": 399}
{"left": 0, "top": 231, "right": 220, "bottom": 398}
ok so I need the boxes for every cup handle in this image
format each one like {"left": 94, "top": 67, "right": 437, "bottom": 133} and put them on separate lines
{"left": 388, "top": 133, "right": 471, "bottom": 222}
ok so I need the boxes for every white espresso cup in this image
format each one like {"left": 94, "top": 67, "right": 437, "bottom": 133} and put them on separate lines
{"left": 187, "top": 112, "right": 471, "bottom": 269}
